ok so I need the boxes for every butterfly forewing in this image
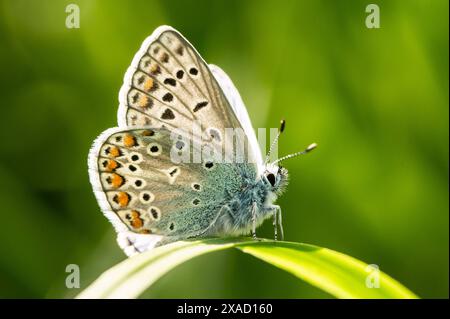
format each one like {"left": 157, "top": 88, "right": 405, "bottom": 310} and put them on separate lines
{"left": 117, "top": 26, "right": 257, "bottom": 163}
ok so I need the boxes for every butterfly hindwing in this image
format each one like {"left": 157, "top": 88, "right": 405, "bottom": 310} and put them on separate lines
{"left": 88, "top": 127, "right": 258, "bottom": 247}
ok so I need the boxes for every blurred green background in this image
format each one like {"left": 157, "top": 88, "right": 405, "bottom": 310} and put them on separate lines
{"left": 0, "top": 0, "right": 448, "bottom": 298}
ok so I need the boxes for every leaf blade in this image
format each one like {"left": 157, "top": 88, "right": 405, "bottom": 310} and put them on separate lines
{"left": 237, "top": 242, "right": 418, "bottom": 298}
{"left": 76, "top": 238, "right": 418, "bottom": 299}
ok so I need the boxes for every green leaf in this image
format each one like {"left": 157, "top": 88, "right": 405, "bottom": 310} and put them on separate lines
{"left": 76, "top": 238, "right": 418, "bottom": 299}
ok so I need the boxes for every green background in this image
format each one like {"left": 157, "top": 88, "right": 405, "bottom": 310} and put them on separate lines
{"left": 0, "top": 0, "right": 448, "bottom": 298}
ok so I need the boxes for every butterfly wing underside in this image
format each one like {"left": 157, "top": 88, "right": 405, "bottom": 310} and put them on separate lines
{"left": 209, "top": 64, "right": 263, "bottom": 171}
{"left": 88, "top": 127, "right": 255, "bottom": 255}
{"left": 118, "top": 27, "right": 247, "bottom": 147}
{"left": 90, "top": 26, "right": 262, "bottom": 255}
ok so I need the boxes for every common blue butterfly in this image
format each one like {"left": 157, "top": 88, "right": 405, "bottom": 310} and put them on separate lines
{"left": 88, "top": 26, "right": 316, "bottom": 256}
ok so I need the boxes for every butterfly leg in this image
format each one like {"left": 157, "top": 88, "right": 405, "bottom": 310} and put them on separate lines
{"left": 273, "top": 209, "right": 278, "bottom": 241}
{"left": 267, "top": 205, "right": 283, "bottom": 241}
{"left": 277, "top": 205, "right": 284, "bottom": 241}
{"left": 252, "top": 202, "right": 257, "bottom": 240}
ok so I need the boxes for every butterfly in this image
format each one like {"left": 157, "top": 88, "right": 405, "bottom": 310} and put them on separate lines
{"left": 88, "top": 25, "right": 316, "bottom": 256}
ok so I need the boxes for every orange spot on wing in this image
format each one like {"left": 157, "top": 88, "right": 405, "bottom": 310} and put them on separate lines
{"left": 140, "top": 229, "right": 151, "bottom": 234}
{"left": 144, "top": 78, "right": 154, "bottom": 91}
{"left": 141, "top": 129, "right": 155, "bottom": 136}
{"left": 150, "top": 64, "right": 160, "bottom": 74}
{"left": 139, "top": 96, "right": 149, "bottom": 108}
{"left": 130, "top": 211, "right": 139, "bottom": 218}
{"left": 106, "top": 160, "right": 119, "bottom": 171}
{"left": 130, "top": 210, "right": 144, "bottom": 229}
{"left": 109, "top": 146, "right": 120, "bottom": 157}
{"left": 117, "top": 192, "right": 130, "bottom": 207}
{"left": 123, "top": 134, "right": 136, "bottom": 147}
{"left": 111, "top": 173, "right": 124, "bottom": 188}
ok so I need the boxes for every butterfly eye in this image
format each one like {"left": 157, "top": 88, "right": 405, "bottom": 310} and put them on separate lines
{"left": 267, "top": 173, "right": 276, "bottom": 187}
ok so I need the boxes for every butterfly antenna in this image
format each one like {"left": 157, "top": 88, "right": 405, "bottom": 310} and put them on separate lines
{"left": 265, "top": 119, "right": 286, "bottom": 164}
{"left": 272, "top": 143, "right": 317, "bottom": 165}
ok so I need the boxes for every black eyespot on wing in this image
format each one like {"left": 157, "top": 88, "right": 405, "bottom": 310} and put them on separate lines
{"left": 160, "top": 53, "right": 169, "bottom": 63}
{"left": 169, "top": 223, "right": 175, "bottom": 231}
{"left": 135, "top": 180, "right": 142, "bottom": 187}
{"left": 150, "top": 208, "right": 159, "bottom": 219}
{"left": 204, "top": 161, "right": 214, "bottom": 169}
{"left": 162, "top": 93, "right": 173, "bottom": 102}
{"left": 164, "top": 78, "right": 176, "bottom": 86}
{"left": 175, "top": 46, "right": 184, "bottom": 56}
{"left": 129, "top": 165, "right": 137, "bottom": 172}
{"left": 131, "top": 154, "right": 139, "bottom": 161}
{"left": 169, "top": 168, "right": 178, "bottom": 177}
{"left": 189, "top": 67, "right": 198, "bottom": 75}
{"left": 161, "top": 108, "right": 175, "bottom": 120}
{"left": 176, "top": 70, "right": 184, "bottom": 79}
{"left": 150, "top": 145, "right": 159, "bottom": 153}
{"left": 193, "top": 101, "right": 208, "bottom": 112}
{"left": 267, "top": 173, "right": 276, "bottom": 187}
